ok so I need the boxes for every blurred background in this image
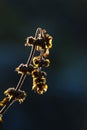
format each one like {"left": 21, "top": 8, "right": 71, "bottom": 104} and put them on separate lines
{"left": 0, "top": 0, "right": 87, "bottom": 130}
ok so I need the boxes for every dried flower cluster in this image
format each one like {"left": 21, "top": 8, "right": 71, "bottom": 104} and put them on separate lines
{"left": 0, "top": 28, "right": 53, "bottom": 127}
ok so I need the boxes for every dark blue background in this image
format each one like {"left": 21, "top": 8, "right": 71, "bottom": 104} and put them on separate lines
{"left": 0, "top": 0, "right": 87, "bottom": 130}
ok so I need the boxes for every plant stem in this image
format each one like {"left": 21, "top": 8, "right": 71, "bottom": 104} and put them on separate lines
{"left": 16, "top": 44, "right": 36, "bottom": 91}
{"left": 0, "top": 27, "right": 42, "bottom": 115}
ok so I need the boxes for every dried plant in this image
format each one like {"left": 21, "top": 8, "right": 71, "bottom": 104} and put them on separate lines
{"left": 0, "top": 27, "right": 53, "bottom": 129}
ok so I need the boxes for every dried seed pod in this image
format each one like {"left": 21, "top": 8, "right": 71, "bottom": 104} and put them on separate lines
{"left": 33, "top": 56, "right": 40, "bottom": 67}
{"left": 32, "top": 69, "right": 47, "bottom": 78}
{"left": 33, "top": 56, "right": 50, "bottom": 67}
{"left": 44, "top": 34, "right": 52, "bottom": 49}
{"left": 44, "top": 59, "right": 50, "bottom": 67}
{"left": 33, "top": 57, "right": 44, "bottom": 67}
{"left": 25, "top": 36, "right": 35, "bottom": 46}
{"left": 35, "top": 34, "right": 52, "bottom": 50}
{"left": 33, "top": 77, "right": 46, "bottom": 84}
{"left": 16, "top": 64, "right": 27, "bottom": 74}
{"left": 32, "top": 83, "right": 48, "bottom": 94}
{"left": 16, "top": 64, "right": 34, "bottom": 75}
{"left": 4, "top": 88, "right": 27, "bottom": 103}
